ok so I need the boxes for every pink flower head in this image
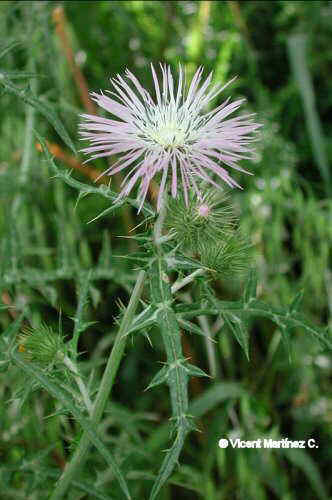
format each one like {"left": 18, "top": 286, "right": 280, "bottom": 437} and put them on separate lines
{"left": 79, "top": 64, "right": 261, "bottom": 211}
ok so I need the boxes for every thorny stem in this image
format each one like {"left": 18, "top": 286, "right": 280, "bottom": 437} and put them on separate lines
{"left": 149, "top": 192, "right": 192, "bottom": 500}
{"left": 171, "top": 268, "right": 218, "bottom": 377}
{"left": 63, "top": 355, "right": 93, "bottom": 416}
{"left": 50, "top": 270, "right": 146, "bottom": 500}
{"left": 155, "top": 192, "right": 217, "bottom": 378}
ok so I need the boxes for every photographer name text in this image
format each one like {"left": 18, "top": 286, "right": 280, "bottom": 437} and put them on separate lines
{"left": 218, "top": 438, "right": 318, "bottom": 449}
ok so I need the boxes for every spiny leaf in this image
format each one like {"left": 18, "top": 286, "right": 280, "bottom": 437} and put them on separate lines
{"left": 87, "top": 203, "right": 124, "bottom": 224}
{"left": 146, "top": 365, "right": 169, "bottom": 390}
{"left": 147, "top": 361, "right": 209, "bottom": 391}
{"left": 177, "top": 318, "right": 210, "bottom": 338}
{"left": 0, "top": 79, "right": 76, "bottom": 153}
{"left": 125, "top": 305, "right": 158, "bottom": 337}
{"left": 36, "top": 133, "right": 155, "bottom": 216}
{"left": 207, "top": 298, "right": 332, "bottom": 351}
{"left": 244, "top": 299, "right": 331, "bottom": 350}
{"left": 11, "top": 351, "right": 131, "bottom": 500}
{"left": 149, "top": 255, "right": 191, "bottom": 498}
{"left": 149, "top": 426, "right": 189, "bottom": 500}
{"left": 184, "top": 363, "right": 210, "bottom": 378}
{"left": 223, "top": 312, "right": 250, "bottom": 360}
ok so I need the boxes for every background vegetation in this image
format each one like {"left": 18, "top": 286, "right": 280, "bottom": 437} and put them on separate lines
{"left": 0, "top": 1, "right": 331, "bottom": 499}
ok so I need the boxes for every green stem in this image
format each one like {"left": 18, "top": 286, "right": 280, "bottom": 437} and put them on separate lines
{"left": 50, "top": 270, "right": 146, "bottom": 500}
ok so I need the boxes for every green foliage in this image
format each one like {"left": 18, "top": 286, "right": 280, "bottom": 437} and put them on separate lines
{"left": 11, "top": 351, "right": 131, "bottom": 500}
{"left": 1, "top": 1, "right": 332, "bottom": 500}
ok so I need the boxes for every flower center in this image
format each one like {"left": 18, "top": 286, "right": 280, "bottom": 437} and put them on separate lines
{"left": 149, "top": 121, "right": 186, "bottom": 148}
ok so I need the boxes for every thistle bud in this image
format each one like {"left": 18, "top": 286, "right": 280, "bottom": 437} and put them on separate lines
{"left": 166, "top": 188, "right": 236, "bottom": 252}
{"left": 200, "top": 231, "right": 252, "bottom": 279}
{"left": 18, "top": 324, "right": 65, "bottom": 366}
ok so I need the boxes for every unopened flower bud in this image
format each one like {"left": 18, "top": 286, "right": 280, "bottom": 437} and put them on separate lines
{"left": 18, "top": 324, "right": 65, "bottom": 366}
{"left": 200, "top": 231, "right": 251, "bottom": 279}
{"left": 167, "top": 188, "right": 236, "bottom": 252}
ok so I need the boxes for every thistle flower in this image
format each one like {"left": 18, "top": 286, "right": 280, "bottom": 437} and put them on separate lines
{"left": 79, "top": 64, "right": 261, "bottom": 211}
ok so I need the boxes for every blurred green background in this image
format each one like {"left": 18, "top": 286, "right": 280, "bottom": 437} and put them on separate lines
{"left": 0, "top": 1, "right": 331, "bottom": 499}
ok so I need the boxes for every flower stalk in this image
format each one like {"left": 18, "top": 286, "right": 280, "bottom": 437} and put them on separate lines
{"left": 50, "top": 269, "right": 146, "bottom": 500}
